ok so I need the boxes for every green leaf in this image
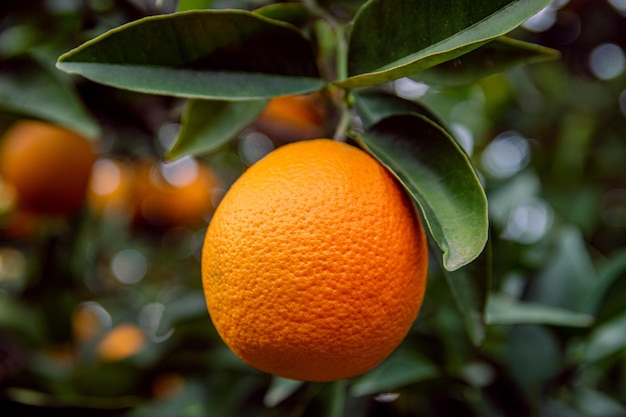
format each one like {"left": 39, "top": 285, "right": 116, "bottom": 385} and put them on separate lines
{"left": 354, "top": 89, "right": 445, "bottom": 129}
{"left": 350, "top": 351, "right": 439, "bottom": 396}
{"left": 56, "top": 10, "right": 324, "bottom": 100}
{"left": 444, "top": 238, "right": 491, "bottom": 345}
{"left": 0, "top": 57, "right": 99, "bottom": 139}
{"left": 506, "top": 325, "right": 560, "bottom": 404}
{"left": 339, "top": 0, "right": 553, "bottom": 89}
{"left": 573, "top": 388, "right": 626, "bottom": 417}
{"left": 254, "top": 2, "right": 311, "bottom": 27}
{"left": 413, "top": 37, "right": 561, "bottom": 87}
{"left": 583, "top": 311, "right": 626, "bottom": 363}
{"left": 583, "top": 248, "right": 626, "bottom": 322}
{"left": 526, "top": 226, "right": 598, "bottom": 312}
{"left": 167, "top": 99, "right": 267, "bottom": 160}
{"left": 263, "top": 376, "right": 303, "bottom": 408}
{"left": 486, "top": 294, "right": 594, "bottom": 327}
{"left": 176, "top": 0, "right": 213, "bottom": 12}
{"left": 355, "top": 113, "right": 488, "bottom": 271}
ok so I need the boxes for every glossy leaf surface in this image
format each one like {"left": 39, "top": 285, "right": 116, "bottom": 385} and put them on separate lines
{"left": 487, "top": 294, "right": 594, "bottom": 327}
{"left": 0, "top": 57, "right": 99, "bottom": 139}
{"left": 57, "top": 10, "right": 324, "bottom": 100}
{"left": 355, "top": 113, "right": 488, "bottom": 270}
{"left": 354, "top": 89, "right": 444, "bottom": 129}
{"left": 413, "top": 36, "right": 560, "bottom": 87}
{"left": 340, "top": 0, "right": 552, "bottom": 88}
{"left": 350, "top": 351, "right": 439, "bottom": 396}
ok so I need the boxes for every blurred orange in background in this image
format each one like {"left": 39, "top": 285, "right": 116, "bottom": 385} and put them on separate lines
{"left": 88, "top": 155, "right": 221, "bottom": 230}
{"left": 95, "top": 323, "right": 147, "bottom": 362}
{"left": 0, "top": 120, "right": 98, "bottom": 217}
{"left": 253, "top": 92, "right": 336, "bottom": 144}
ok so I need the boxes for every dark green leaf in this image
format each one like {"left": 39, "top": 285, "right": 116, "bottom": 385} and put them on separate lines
{"left": 354, "top": 89, "right": 445, "bottom": 129}
{"left": 486, "top": 294, "right": 594, "bottom": 327}
{"left": 339, "top": 0, "right": 553, "bottom": 89}
{"left": 583, "top": 248, "right": 626, "bottom": 322}
{"left": 355, "top": 113, "right": 488, "bottom": 270}
{"left": 413, "top": 37, "right": 560, "bottom": 87}
{"left": 0, "top": 57, "right": 99, "bottom": 139}
{"left": 526, "top": 226, "right": 597, "bottom": 312}
{"left": 444, "top": 238, "right": 491, "bottom": 345}
{"left": 254, "top": 2, "right": 311, "bottom": 27}
{"left": 350, "top": 351, "right": 439, "bottom": 396}
{"left": 57, "top": 10, "right": 324, "bottom": 100}
{"left": 167, "top": 99, "right": 267, "bottom": 160}
{"left": 507, "top": 325, "right": 559, "bottom": 405}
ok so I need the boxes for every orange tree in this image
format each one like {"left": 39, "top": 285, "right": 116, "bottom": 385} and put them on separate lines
{"left": 2, "top": 1, "right": 626, "bottom": 416}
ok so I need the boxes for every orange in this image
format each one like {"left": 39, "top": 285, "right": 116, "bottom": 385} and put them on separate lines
{"left": 0, "top": 120, "right": 98, "bottom": 216}
{"left": 202, "top": 139, "right": 428, "bottom": 382}
{"left": 96, "top": 323, "right": 146, "bottom": 362}
{"left": 254, "top": 93, "right": 330, "bottom": 143}
{"left": 72, "top": 302, "right": 110, "bottom": 343}
{"left": 133, "top": 157, "right": 221, "bottom": 229}
{"left": 87, "top": 156, "right": 221, "bottom": 229}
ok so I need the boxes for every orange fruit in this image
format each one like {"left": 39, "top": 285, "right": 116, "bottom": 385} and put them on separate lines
{"left": 96, "top": 323, "right": 146, "bottom": 362}
{"left": 255, "top": 93, "right": 330, "bottom": 143}
{"left": 202, "top": 139, "right": 428, "bottom": 382}
{"left": 133, "top": 157, "right": 221, "bottom": 229}
{"left": 0, "top": 120, "right": 97, "bottom": 216}
{"left": 87, "top": 156, "right": 221, "bottom": 229}
{"left": 72, "top": 302, "right": 110, "bottom": 343}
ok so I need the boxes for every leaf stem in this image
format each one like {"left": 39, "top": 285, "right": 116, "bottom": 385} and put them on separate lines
{"left": 328, "top": 379, "right": 347, "bottom": 417}
{"left": 333, "top": 91, "right": 351, "bottom": 142}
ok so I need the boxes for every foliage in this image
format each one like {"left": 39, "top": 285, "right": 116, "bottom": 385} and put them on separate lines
{"left": 1, "top": 0, "right": 626, "bottom": 416}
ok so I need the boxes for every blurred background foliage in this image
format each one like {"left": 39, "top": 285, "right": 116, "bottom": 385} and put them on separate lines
{"left": 1, "top": 0, "right": 626, "bottom": 416}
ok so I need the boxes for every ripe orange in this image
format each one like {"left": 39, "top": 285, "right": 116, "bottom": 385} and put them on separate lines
{"left": 133, "top": 158, "right": 221, "bottom": 229}
{"left": 87, "top": 156, "right": 221, "bottom": 229}
{"left": 202, "top": 139, "right": 428, "bottom": 382}
{"left": 254, "top": 93, "right": 331, "bottom": 143}
{"left": 0, "top": 120, "right": 97, "bottom": 216}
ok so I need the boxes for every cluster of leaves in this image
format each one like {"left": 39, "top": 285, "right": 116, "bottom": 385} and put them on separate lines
{"left": 2, "top": 0, "right": 626, "bottom": 416}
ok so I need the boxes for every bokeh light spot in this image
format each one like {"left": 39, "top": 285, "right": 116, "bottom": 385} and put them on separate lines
{"left": 160, "top": 156, "right": 199, "bottom": 187}
{"left": 239, "top": 132, "right": 274, "bottom": 166}
{"left": 589, "top": 43, "right": 625, "bottom": 80}
{"left": 111, "top": 249, "right": 148, "bottom": 284}
{"left": 90, "top": 158, "right": 121, "bottom": 196}
{"left": 0, "top": 248, "right": 26, "bottom": 282}
{"left": 394, "top": 78, "right": 429, "bottom": 100}
{"left": 501, "top": 198, "right": 553, "bottom": 244}
{"left": 481, "top": 131, "right": 531, "bottom": 179}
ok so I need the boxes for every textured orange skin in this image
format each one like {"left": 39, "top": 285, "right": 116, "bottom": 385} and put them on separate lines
{"left": 202, "top": 139, "right": 428, "bottom": 382}
{"left": 0, "top": 121, "right": 97, "bottom": 216}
